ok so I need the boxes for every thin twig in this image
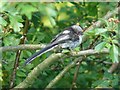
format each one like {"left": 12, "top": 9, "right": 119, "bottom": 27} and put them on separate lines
{"left": 88, "top": 35, "right": 100, "bottom": 49}
{"left": 108, "top": 63, "right": 119, "bottom": 73}
{"left": 9, "top": 17, "right": 29, "bottom": 88}
{"left": 70, "top": 35, "right": 100, "bottom": 89}
{"left": 70, "top": 59, "right": 82, "bottom": 90}
{"left": 45, "top": 57, "right": 82, "bottom": 89}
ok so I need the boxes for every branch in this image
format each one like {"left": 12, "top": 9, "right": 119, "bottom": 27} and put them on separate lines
{"left": 1, "top": 44, "right": 46, "bottom": 52}
{"left": 10, "top": 17, "right": 29, "bottom": 88}
{"left": 82, "top": 6, "right": 120, "bottom": 42}
{"left": 14, "top": 53, "right": 63, "bottom": 88}
{"left": 70, "top": 58, "right": 82, "bottom": 89}
{"left": 45, "top": 57, "right": 82, "bottom": 89}
{"left": 14, "top": 49, "right": 109, "bottom": 88}
{"left": 70, "top": 49, "right": 109, "bottom": 57}
{"left": 108, "top": 63, "right": 119, "bottom": 73}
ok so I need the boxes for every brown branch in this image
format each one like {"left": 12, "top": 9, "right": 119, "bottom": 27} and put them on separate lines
{"left": 9, "top": 17, "right": 29, "bottom": 88}
{"left": 2, "top": 44, "right": 46, "bottom": 52}
{"left": 108, "top": 63, "right": 119, "bottom": 73}
{"left": 70, "top": 35, "right": 100, "bottom": 89}
{"left": 88, "top": 35, "right": 100, "bottom": 49}
{"left": 45, "top": 57, "right": 82, "bottom": 89}
{"left": 70, "top": 59, "right": 82, "bottom": 89}
{"left": 70, "top": 49, "right": 109, "bottom": 57}
{"left": 14, "top": 53, "right": 63, "bottom": 88}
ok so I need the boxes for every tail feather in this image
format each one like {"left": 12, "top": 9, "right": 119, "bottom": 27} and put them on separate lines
{"left": 25, "top": 43, "right": 58, "bottom": 65}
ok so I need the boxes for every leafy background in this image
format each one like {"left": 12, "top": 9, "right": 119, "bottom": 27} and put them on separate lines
{"left": 1, "top": 2, "right": 119, "bottom": 88}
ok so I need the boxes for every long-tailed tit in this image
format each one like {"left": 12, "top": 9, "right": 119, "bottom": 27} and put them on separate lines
{"left": 25, "top": 25, "right": 83, "bottom": 65}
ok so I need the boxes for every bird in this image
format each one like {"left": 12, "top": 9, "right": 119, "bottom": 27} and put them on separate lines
{"left": 25, "top": 24, "right": 83, "bottom": 65}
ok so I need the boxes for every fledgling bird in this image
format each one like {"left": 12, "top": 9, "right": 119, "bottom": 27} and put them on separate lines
{"left": 25, "top": 25, "right": 83, "bottom": 65}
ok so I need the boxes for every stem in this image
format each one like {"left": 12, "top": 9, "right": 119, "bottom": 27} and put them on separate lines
{"left": 9, "top": 17, "right": 29, "bottom": 88}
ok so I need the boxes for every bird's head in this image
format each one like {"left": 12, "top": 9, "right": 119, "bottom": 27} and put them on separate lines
{"left": 71, "top": 25, "right": 83, "bottom": 35}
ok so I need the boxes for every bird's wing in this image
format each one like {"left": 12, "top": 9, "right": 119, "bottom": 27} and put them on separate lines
{"left": 51, "top": 29, "right": 72, "bottom": 44}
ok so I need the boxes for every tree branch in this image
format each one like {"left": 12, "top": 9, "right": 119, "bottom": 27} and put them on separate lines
{"left": 2, "top": 44, "right": 46, "bottom": 52}
{"left": 45, "top": 57, "right": 82, "bottom": 89}
{"left": 14, "top": 49, "right": 110, "bottom": 88}
{"left": 10, "top": 17, "right": 29, "bottom": 88}
{"left": 82, "top": 6, "right": 120, "bottom": 42}
{"left": 70, "top": 58, "right": 82, "bottom": 89}
{"left": 14, "top": 53, "right": 63, "bottom": 88}
{"left": 108, "top": 63, "right": 119, "bottom": 73}
{"left": 70, "top": 49, "right": 109, "bottom": 57}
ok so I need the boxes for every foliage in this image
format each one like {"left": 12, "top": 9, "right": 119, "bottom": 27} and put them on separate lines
{"left": 1, "top": 2, "right": 119, "bottom": 89}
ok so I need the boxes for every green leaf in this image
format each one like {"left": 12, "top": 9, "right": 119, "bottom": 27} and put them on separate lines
{"left": 110, "top": 44, "right": 119, "bottom": 63}
{"left": 49, "top": 17, "right": 56, "bottom": 26}
{"left": 36, "top": 32, "right": 45, "bottom": 42}
{"left": 95, "top": 42, "right": 106, "bottom": 51}
{"left": 46, "top": 6, "right": 57, "bottom": 17}
{"left": 92, "top": 80, "right": 103, "bottom": 87}
{"left": 0, "top": 16, "right": 7, "bottom": 26}
{"left": 62, "top": 49, "right": 70, "bottom": 53}
{"left": 3, "top": 35, "right": 20, "bottom": 46}
{"left": 99, "top": 18, "right": 109, "bottom": 27}
{"left": 84, "top": 30, "right": 96, "bottom": 36}
{"left": 9, "top": 14, "right": 23, "bottom": 32}
{"left": 17, "top": 4, "right": 37, "bottom": 20}
{"left": 13, "top": 22, "right": 23, "bottom": 32}
{"left": 99, "top": 80, "right": 110, "bottom": 87}
{"left": 17, "top": 71, "right": 26, "bottom": 77}
{"left": 95, "top": 28, "right": 107, "bottom": 35}
{"left": 74, "top": 47, "right": 80, "bottom": 51}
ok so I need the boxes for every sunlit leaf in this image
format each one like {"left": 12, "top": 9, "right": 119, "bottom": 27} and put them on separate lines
{"left": 17, "top": 71, "right": 26, "bottom": 77}
{"left": 3, "top": 35, "right": 20, "bottom": 46}
{"left": 84, "top": 30, "right": 96, "bottom": 36}
{"left": 49, "top": 17, "right": 56, "bottom": 26}
{"left": 58, "top": 12, "right": 69, "bottom": 21}
{"left": 13, "top": 22, "right": 23, "bottom": 32}
{"left": 8, "top": 14, "right": 23, "bottom": 32}
{"left": 46, "top": 6, "right": 57, "bottom": 17}
{"left": 17, "top": 4, "right": 37, "bottom": 19}
{"left": 110, "top": 44, "right": 119, "bottom": 63}
{"left": 95, "top": 42, "right": 106, "bottom": 51}
{"left": 99, "top": 18, "right": 109, "bottom": 27}
{"left": 74, "top": 47, "right": 80, "bottom": 51}
{"left": 0, "top": 16, "right": 7, "bottom": 26}
{"left": 95, "top": 28, "right": 107, "bottom": 35}
{"left": 41, "top": 16, "right": 53, "bottom": 28}
{"left": 62, "top": 49, "right": 70, "bottom": 53}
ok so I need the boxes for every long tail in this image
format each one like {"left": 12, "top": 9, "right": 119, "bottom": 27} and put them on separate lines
{"left": 24, "top": 43, "right": 58, "bottom": 65}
